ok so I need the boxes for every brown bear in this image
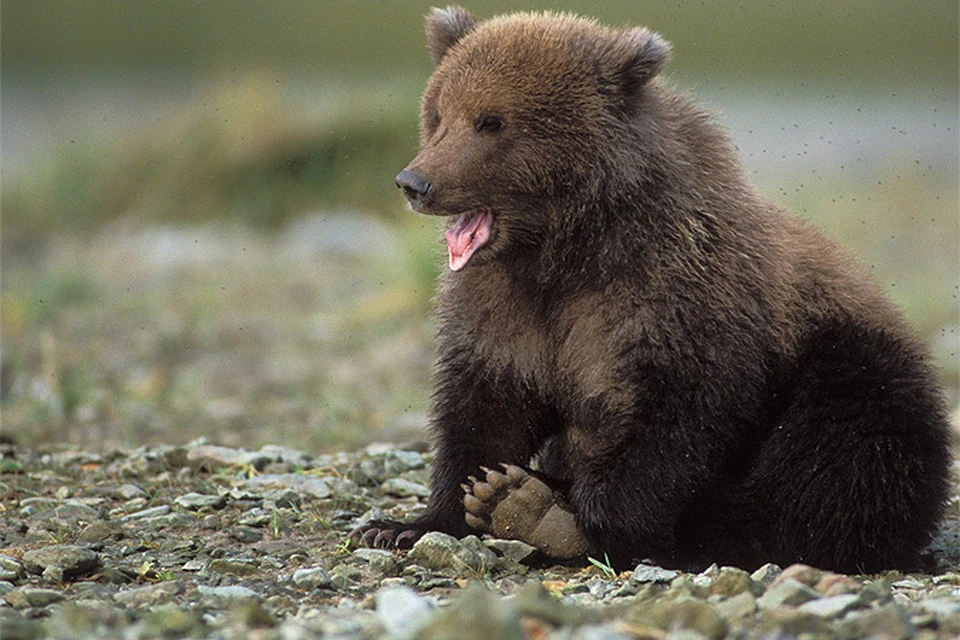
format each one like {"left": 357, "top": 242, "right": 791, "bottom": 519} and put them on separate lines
{"left": 352, "top": 6, "right": 953, "bottom": 573}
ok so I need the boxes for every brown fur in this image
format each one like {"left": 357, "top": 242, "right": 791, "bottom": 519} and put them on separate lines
{"left": 354, "top": 7, "right": 952, "bottom": 573}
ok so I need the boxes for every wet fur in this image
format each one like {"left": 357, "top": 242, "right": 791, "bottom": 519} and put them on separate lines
{"left": 355, "top": 7, "right": 953, "bottom": 573}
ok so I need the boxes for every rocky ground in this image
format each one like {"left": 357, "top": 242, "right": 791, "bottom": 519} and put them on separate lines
{"left": 1, "top": 440, "right": 959, "bottom": 639}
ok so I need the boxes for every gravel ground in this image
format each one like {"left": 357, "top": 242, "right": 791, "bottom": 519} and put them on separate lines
{"left": 1, "top": 440, "right": 959, "bottom": 639}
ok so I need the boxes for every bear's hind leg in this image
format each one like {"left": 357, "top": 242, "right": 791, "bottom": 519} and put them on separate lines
{"left": 740, "top": 323, "right": 952, "bottom": 573}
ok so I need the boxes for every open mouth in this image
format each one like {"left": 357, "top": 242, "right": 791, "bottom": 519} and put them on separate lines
{"left": 445, "top": 210, "right": 494, "bottom": 271}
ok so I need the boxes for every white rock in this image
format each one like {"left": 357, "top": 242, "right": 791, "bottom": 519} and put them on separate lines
{"left": 376, "top": 585, "right": 435, "bottom": 638}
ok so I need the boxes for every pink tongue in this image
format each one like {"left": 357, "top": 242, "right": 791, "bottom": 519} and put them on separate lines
{"left": 445, "top": 211, "right": 493, "bottom": 271}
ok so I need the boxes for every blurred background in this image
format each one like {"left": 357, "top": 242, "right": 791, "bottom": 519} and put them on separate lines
{"left": 2, "top": 1, "right": 957, "bottom": 453}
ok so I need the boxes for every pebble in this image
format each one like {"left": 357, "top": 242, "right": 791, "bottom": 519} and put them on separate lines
{"left": 756, "top": 577, "right": 821, "bottom": 609}
{"left": 417, "top": 583, "right": 523, "bottom": 640}
{"left": 197, "top": 584, "right": 259, "bottom": 601}
{"left": 292, "top": 566, "right": 333, "bottom": 590}
{"left": 186, "top": 445, "right": 260, "bottom": 471}
{"left": 0, "top": 555, "right": 24, "bottom": 581}
{"left": 630, "top": 564, "right": 678, "bottom": 584}
{"left": 484, "top": 539, "right": 538, "bottom": 565}
{"left": 707, "top": 566, "right": 764, "bottom": 597}
{"left": 119, "top": 505, "right": 171, "bottom": 521}
{"left": 244, "top": 473, "right": 336, "bottom": 499}
{"left": 207, "top": 558, "right": 259, "bottom": 577}
{"left": 380, "top": 477, "right": 431, "bottom": 498}
{"left": 113, "top": 581, "right": 183, "bottom": 608}
{"left": 375, "top": 584, "right": 435, "bottom": 638}
{"left": 4, "top": 586, "right": 65, "bottom": 608}
{"left": 749, "top": 562, "right": 782, "bottom": 585}
{"left": 382, "top": 449, "right": 426, "bottom": 475}
{"left": 116, "top": 483, "right": 149, "bottom": 500}
{"left": 21, "top": 545, "right": 100, "bottom": 580}
{"left": 713, "top": 590, "right": 757, "bottom": 620}
{"left": 796, "top": 592, "right": 864, "bottom": 618}
{"left": 352, "top": 548, "right": 397, "bottom": 574}
{"left": 408, "top": 532, "right": 498, "bottom": 574}
{"left": 840, "top": 605, "right": 916, "bottom": 639}
{"left": 174, "top": 492, "right": 227, "bottom": 510}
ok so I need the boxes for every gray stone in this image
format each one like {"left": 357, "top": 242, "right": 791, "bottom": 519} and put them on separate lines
{"left": 840, "top": 606, "right": 916, "bottom": 640}
{"left": 0, "top": 555, "right": 23, "bottom": 581}
{"left": 918, "top": 597, "right": 960, "bottom": 616}
{"left": 4, "top": 586, "right": 65, "bottom": 608}
{"left": 116, "top": 484, "right": 149, "bottom": 500}
{"left": 237, "top": 508, "right": 272, "bottom": 526}
{"left": 18, "top": 497, "right": 61, "bottom": 514}
{"left": 756, "top": 577, "right": 820, "bottom": 609}
{"left": 21, "top": 545, "right": 99, "bottom": 580}
{"left": 630, "top": 564, "right": 679, "bottom": 584}
{"left": 76, "top": 520, "right": 119, "bottom": 543}
{"left": 119, "top": 505, "right": 171, "bottom": 521}
{"left": 244, "top": 473, "right": 335, "bottom": 499}
{"left": 380, "top": 477, "right": 431, "bottom": 498}
{"left": 30, "top": 502, "right": 102, "bottom": 523}
{"left": 484, "top": 539, "right": 538, "bottom": 565}
{"left": 692, "top": 563, "right": 721, "bottom": 588}
{"left": 293, "top": 566, "right": 333, "bottom": 590}
{"left": 208, "top": 558, "right": 259, "bottom": 577}
{"left": 758, "top": 609, "right": 831, "bottom": 636}
{"left": 352, "top": 548, "right": 397, "bottom": 574}
{"left": 708, "top": 567, "right": 764, "bottom": 597}
{"left": 408, "top": 532, "right": 498, "bottom": 574}
{"left": 383, "top": 450, "right": 426, "bottom": 475}
{"left": 174, "top": 492, "right": 227, "bottom": 510}
{"left": 417, "top": 584, "right": 522, "bottom": 640}
{"left": 627, "top": 598, "right": 727, "bottom": 640}
{"left": 186, "top": 444, "right": 258, "bottom": 471}
{"left": 42, "top": 565, "right": 64, "bottom": 584}
{"left": 45, "top": 601, "right": 129, "bottom": 639}
{"left": 750, "top": 563, "right": 782, "bottom": 585}
{"left": 182, "top": 559, "right": 205, "bottom": 572}
{"left": 797, "top": 593, "right": 864, "bottom": 618}
{"left": 891, "top": 578, "right": 926, "bottom": 589}
{"left": 328, "top": 564, "right": 362, "bottom": 590}
{"left": 198, "top": 584, "right": 259, "bottom": 601}
{"left": 513, "top": 581, "right": 594, "bottom": 627}
{"left": 714, "top": 591, "right": 758, "bottom": 621}
{"left": 262, "top": 489, "right": 300, "bottom": 508}
{"left": 258, "top": 444, "right": 314, "bottom": 467}
{"left": 230, "top": 525, "right": 263, "bottom": 543}
{"left": 375, "top": 584, "right": 435, "bottom": 638}
{"left": 113, "top": 581, "right": 183, "bottom": 608}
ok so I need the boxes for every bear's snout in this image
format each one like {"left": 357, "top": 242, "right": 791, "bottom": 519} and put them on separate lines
{"left": 396, "top": 169, "right": 433, "bottom": 210}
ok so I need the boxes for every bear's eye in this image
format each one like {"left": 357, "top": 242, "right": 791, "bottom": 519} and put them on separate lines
{"left": 475, "top": 114, "right": 505, "bottom": 134}
{"left": 429, "top": 109, "right": 441, "bottom": 130}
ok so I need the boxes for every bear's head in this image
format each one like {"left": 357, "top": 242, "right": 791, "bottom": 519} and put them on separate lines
{"left": 396, "top": 6, "right": 672, "bottom": 272}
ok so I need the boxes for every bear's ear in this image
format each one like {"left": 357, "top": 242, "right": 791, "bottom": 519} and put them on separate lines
{"left": 612, "top": 27, "right": 672, "bottom": 95}
{"left": 426, "top": 6, "right": 478, "bottom": 65}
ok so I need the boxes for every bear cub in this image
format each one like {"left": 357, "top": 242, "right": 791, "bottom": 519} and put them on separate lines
{"left": 353, "top": 6, "right": 953, "bottom": 573}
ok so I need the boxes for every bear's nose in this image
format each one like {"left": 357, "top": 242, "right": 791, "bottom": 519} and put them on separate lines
{"left": 395, "top": 169, "right": 433, "bottom": 208}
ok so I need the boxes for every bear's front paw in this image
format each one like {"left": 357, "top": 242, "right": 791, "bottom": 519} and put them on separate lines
{"left": 349, "top": 520, "right": 425, "bottom": 550}
{"left": 462, "top": 463, "right": 589, "bottom": 559}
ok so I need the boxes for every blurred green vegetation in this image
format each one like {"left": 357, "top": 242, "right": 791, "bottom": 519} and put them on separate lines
{"left": 1, "top": 2, "right": 957, "bottom": 450}
{"left": 4, "top": 1, "right": 957, "bottom": 85}
{"left": 4, "top": 73, "right": 422, "bottom": 232}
